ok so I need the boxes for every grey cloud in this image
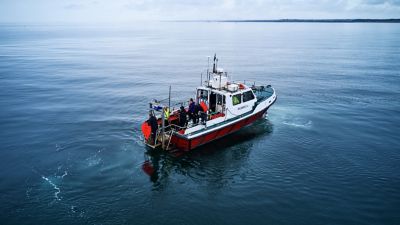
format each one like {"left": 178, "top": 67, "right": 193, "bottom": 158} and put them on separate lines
{"left": 2, "top": 0, "right": 399, "bottom": 23}
{"left": 362, "top": 0, "right": 400, "bottom": 5}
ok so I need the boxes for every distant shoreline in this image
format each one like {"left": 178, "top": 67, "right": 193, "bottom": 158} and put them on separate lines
{"left": 172, "top": 19, "right": 400, "bottom": 23}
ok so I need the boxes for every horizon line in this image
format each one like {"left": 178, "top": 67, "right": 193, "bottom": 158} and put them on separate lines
{"left": 1, "top": 18, "right": 400, "bottom": 26}
{"left": 168, "top": 18, "right": 400, "bottom": 23}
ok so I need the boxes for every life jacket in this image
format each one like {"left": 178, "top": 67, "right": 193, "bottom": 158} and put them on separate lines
{"left": 200, "top": 101, "right": 208, "bottom": 112}
{"left": 164, "top": 108, "right": 170, "bottom": 120}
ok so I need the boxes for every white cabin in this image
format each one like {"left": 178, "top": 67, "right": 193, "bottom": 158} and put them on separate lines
{"left": 183, "top": 68, "right": 263, "bottom": 135}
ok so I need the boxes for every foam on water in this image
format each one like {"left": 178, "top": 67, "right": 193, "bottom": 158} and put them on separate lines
{"left": 283, "top": 120, "right": 313, "bottom": 129}
{"left": 85, "top": 149, "right": 103, "bottom": 167}
{"left": 58, "top": 171, "right": 68, "bottom": 179}
{"left": 41, "top": 176, "right": 61, "bottom": 201}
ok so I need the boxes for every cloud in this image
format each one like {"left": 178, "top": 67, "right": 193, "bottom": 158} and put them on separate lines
{"left": 0, "top": 0, "right": 399, "bottom": 23}
{"left": 64, "top": 3, "right": 85, "bottom": 10}
{"left": 362, "top": 0, "right": 400, "bottom": 5}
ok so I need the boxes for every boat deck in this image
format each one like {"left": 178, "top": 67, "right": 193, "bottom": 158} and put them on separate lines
{"left": 253, "top": 85, "right": 274, "bottom": 103}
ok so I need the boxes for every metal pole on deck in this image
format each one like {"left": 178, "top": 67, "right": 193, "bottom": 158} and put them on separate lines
{"left": 207, "top": 56, "right": 210, "bottom": 87}
{"left": 219, "top": 73, "right": 222, "bottom": 90}
{"left": 216, "top": 58, "right": 218, "bottom": 72}
{"left": 168, "top": 85, "right": 171, "bottom": 110}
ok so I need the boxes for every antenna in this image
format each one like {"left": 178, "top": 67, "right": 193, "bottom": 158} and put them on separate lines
{"left": 207, "top": 56, "right": 210, "bottom": 87}
{"left": 168, "top": 85, "right": 171, "bottom": 110}
{"left": 216, "top": 58, "right": 218, "bottom": 72}
{"left": 200, "top": 73, "right": 202, "bottom": 86}
{"left": 219, "top": 72, "right": 222, "bottom": 90}
{"left": 213, "top": 53, "right": 216, "bottom": 73}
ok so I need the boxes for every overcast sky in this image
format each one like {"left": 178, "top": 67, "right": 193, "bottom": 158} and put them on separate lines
{"left": 1, "top": 0, "right": 399, "bottom": 23}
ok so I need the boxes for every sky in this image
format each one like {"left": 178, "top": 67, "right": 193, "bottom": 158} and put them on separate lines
{"left": 0, "top": 0, "right": 399, "bottom": 23}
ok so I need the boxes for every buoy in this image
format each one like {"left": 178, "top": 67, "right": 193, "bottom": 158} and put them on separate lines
{"left": 141, "top": 122, "right": 151, "bottom": 140}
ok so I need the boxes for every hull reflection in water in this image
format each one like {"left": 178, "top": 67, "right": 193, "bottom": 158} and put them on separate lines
{"left": 141, "top": 119, "right": 274, "bottom": 185}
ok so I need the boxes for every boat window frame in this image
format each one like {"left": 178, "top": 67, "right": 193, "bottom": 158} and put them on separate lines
{"left": 232, "top": 93, "right": 242, "bottom": 106}
{"left": 209, "top": 91, "right": 226, "bottom": 113}
{"left": 243, "top": 90, "right": 255, "bottom": 102}
{"left": 197, "top": 89, "right": 209, "bottom": 104}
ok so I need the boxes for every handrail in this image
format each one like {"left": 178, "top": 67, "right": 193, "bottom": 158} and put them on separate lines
{"left": 168, "top": 124, "right": 187, "bottom": 130}
{"left": 149, "top": 123, "right": 188, "bottom": 148}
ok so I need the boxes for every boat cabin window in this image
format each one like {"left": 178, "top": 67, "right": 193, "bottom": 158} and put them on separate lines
{"left": 197, "top": 89, "right": 208, "bottom": 104}
{"left": 232, "top": 94, "right": 242, "bottom": 106}
{"left": 243, "top": 91, "right": 255, "bottom": 102}
{"left": 209, "top": 92, "right": 226, "bottom": 113}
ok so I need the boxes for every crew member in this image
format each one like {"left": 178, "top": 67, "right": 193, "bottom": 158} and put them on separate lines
{"left": 194, "top": 103, "right": 206, "bottom": 125}
{"left": 188, "top": 98, "right": 195, "bottom": 124}
{"left": 179, "top": 106, "right": 187, "bottom": 128}
{"left": 147, "top": 112, "right": 158, "bottom": 145}
{"left": 163, "top": 107, "right": 170, "bottom": 127}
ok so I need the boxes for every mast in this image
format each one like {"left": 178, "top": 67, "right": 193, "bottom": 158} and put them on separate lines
{"left": 168, "top": 85, "right": 171, "bottom": 110}
{"left": 216, "top": 58, "right": 218, "bottom": 73}
{"left": 207, "top": 56, "right": 210, "bottom": 87}
{"left": 212, "top": 53, "right": 217, "bottom": 73}
{"left": 161, "top": 108, "right": 165, "bottom": 149}
{"left": 219, "top": 72, "right": 222, "bottom": 90}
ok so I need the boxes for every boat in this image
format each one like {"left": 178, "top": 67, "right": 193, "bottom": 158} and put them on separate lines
{"left": 141, "top": 55, "right": 277, "bottom": 152}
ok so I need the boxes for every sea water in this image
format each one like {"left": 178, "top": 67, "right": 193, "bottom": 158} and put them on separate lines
{"left": 0, "top": 22, "right": 399, "bottom": 225}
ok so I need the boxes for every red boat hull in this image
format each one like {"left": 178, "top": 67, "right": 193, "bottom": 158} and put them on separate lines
{"left": 171, "top": 108, "right": 268, "bottom": 151}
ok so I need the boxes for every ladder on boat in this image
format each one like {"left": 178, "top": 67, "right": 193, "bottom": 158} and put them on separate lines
{"left": 144, "top": 127, "right": 177, "bottom": 151}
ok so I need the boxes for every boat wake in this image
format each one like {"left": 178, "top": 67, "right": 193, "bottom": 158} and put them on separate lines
{"left": 86, "top": 149, "right": 103, "bottom": 167}
{"left": 40, "top": 167, "right": 68, "bottom": 202}
{"left": 41, "top": 176, "right": 61, "bottom": 201}
{"left": 36, "top": 169, "right": 87, "bottom": 219}
{"left": 57, "top": 170, "right": 68, "bottom": 179}
{"left": 283, "top": 120, "right": 313, "bottom": 129}
{"left": 132, "top": 128, "right": 145, "bottom": 147}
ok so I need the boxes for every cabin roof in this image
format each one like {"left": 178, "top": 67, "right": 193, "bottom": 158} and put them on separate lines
{"left": 197, "top": 83, "right": 253, "bottom": 96}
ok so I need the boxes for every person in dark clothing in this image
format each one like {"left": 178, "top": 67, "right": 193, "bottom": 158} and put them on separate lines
{"left": 188, "top": 98, "right": 196, "bottom": 124}
{"left": 147, "top": 112, "right": 158, "bottom": 145}
{"left": 194, "top": 103, "right": 205, "bottom": 125}
{"left": 179, "top": 106, "right": 187, "bottom": 128}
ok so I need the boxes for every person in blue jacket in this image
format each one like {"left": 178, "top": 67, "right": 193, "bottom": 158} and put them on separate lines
{"left": 188, "top": 98, "right": 196, "bottom": 124}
